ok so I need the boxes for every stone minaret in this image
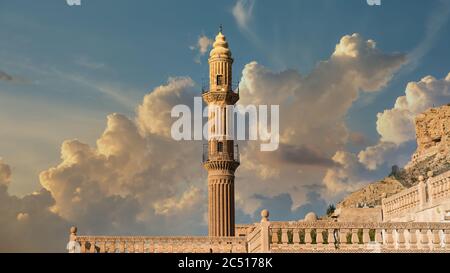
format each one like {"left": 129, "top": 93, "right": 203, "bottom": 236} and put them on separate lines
{"left": 202, "top": 29, "right": 240, "bottom": 237}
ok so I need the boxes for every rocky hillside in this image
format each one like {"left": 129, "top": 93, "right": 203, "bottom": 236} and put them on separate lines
{"left": 337, "top": 177, "right": 405, "bottom": 208}
{"left": 339, "top": 104, "right": 450, "bottom": 208}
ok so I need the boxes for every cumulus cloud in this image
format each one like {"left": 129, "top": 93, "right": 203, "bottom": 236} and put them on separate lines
{"left": 154, "top": 186, "right": 203, "bottom": 216}
{"left": 39, "top": 77, "right": 206, "bottom": 237}
{"left": 0, "top": 159, "right": 12, "bottom": 186}
{"left": 358, "top": 142, "right": 397, "bottom": 171}
{"left": 232, "top": 0, "right": 255, "bottom": 31}
{"left": 190, "top": 35, "right": 213, "bottom": 63}
{"left": 1, "top": 33, "right": 408, "bottom": 251}
{"left": 377, "top": 74, "right": 450, "bottom": 144}
{"left": 323, "top": 151, "right": 370, "bottom": 198}
{"left": 0, "top": 159, "right": 69, "bottom": 252}
{"left": 237, "top": 33, "right": 405, "bottom": 200}
{"left": 358, "top": 73, "right": 450, "bottom": 170}
{"left": 137, "top": 77, "right": 195, "bottom": 137}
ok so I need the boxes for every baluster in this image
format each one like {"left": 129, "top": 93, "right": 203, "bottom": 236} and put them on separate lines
{"left": 327, "top": 229, "right": 335, "bottom": 247}
{"left": 138, "top": 240, "right": 145, "bottom": 253}
{"left": 316, "top": 229, "right": 323, "bottom": 246}
{"left": 432, "top": 229, "right": 441, "bottom": 250}
{"left": 107, "top": 240, "right": 116, "bottom": 253}
{"left": 292, "top": 228, "right": 300, "bottom": 244}
{"left": 445, "top": 229, "right": 450, "bottom": 251}
{"left": 148, "top": 240, "right": 154, "bottom": 253}
{"left": 80, "top": 240, "right": 86, "bottom": 253}
{"left": 351, "top": 229, "right": 359, "bottom": 246}
{"left": 339, "top": 229, "right": 347, "bottom": 246}
{"left": 98, "top": 240, "right": 106, "bottom": 253}
{"left": 168, "top": 239, "right": 174, "bottom": 253}
{"left": 420, "top": 229, "right": 430, "bottom": 250}
{"left": 362, "top": 229, "right": 370, "bottom": 245}
{"left": 128, "top": 240, "right": 135, "bottom": 253}
{"left": 409, "top": 229, "right": 417, "bottom": 250}
{"left": 161, "top": 240, "right": 167, "bottom": 253}
{"left": 89, "top": 240, "right": 96, "bottom": 253}
{"left": 271, "top": 228, "right": 279, "bottom": 244}
{"left": 397, "top": 229, "right": 405, "bottom": 249}
{"left": 375, "top": 229, "right": 383, "bottom": 244}
{"left": 385, "top": 229, "right": 394, "bottom": 249}
{"left": 305, "top": 229, "right": 312, "bottom": 246}
{"left": 281, "top": 228, "right": 289, "bottom": 245}
{"left": 119, "top": 240, "right": 125, "bottom": 253}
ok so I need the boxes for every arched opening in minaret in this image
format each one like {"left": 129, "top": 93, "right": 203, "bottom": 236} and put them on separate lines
{"left": 217, "top": 141, "right": 223, "bottom": 153}
{"left": 216, "top": 75, "right": 223, "bottom": 86}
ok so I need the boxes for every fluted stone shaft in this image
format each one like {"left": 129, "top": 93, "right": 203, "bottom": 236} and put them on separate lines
{"left": 203, "top": 30, "right": 239, "bottom": 237}
{"left": 208, "top": 175, "right": 235, "bottom": 236}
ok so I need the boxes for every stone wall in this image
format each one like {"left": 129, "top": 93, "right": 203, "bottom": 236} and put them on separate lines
{"left": 334, "top": 207, "right": 382, "bottom": 222}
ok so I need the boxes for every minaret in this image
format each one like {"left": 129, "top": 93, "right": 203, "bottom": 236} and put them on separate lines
{"left": 202, "top": 28, "right": 240, "bottom": 237}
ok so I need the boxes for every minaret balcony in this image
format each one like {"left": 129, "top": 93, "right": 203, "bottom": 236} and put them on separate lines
{"left": 201, "top": 82, "right": 240, "bottom": 105}
{"left": 202, "top": 82, "right": 240, "bottom": 94}
{"left": 202, "top": 143, "right": 240, "bottom": 164}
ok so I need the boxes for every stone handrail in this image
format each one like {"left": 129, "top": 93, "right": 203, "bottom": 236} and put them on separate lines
{"left": 67, "top": 209, "right": 450, "bottom": 253}
{"left": 382, "top": 184, "right": 421, "bottom": 219}
{"left": 265, "top": 221, "right": 450, "bottom": 253}
{"left": 73, "top": 234, "right": 247, "bottom": 253}
{"left": 382, "top": 170, "right": 450, "bottom": 221}
{"left": 428, "top": 171, "right": 450, "bottom": 205}
{"left": 246, "top": 223, "right": 262, "bottom": 253}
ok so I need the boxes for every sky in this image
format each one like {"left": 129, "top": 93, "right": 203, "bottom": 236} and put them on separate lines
{"left": 1, "top": 0, "right": 450, "bottom": 252}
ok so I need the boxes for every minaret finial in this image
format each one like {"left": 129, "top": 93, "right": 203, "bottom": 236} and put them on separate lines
{"left": 219, "top": 24, "right": 223, "bottom": 33}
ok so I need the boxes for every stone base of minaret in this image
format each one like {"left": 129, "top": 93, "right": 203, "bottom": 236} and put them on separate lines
{"left": 205, "top": 162, "right": 239, "bottom": 236}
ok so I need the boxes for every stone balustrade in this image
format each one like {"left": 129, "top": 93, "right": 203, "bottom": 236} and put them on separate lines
{"left": 263, "top": 221, "right": 450, "bottom": 253}
{"left": 382, "top": 170, "right": 450, "bottom": 221}
{"left": 247, "top": 223, "right": 263, "bottom": 253}
{"left": 68, "top": 209, "right": 450, "bottom": 253}
{"left": 72, "top": 233, "right": 247, "bottom": 253}
{"left": 382, "top": 184, "right": 421, "bottom": 219}
{"left": 428, "top": 171, "right": 450, "bottom": 205}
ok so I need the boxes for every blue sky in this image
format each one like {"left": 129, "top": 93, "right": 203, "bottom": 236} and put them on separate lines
{"left": 1, "top": 0, "right": 450, "bottom": 197}
{"left": 1, "top": 1, "right": 450, "bottom": 247}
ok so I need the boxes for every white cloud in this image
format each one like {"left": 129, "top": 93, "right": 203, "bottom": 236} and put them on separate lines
{"left": 358, "top": 73, "right": 450, "bottom": 170}
{"left": 323, "top": 151, "right": 369, "bottom": 196}
{"left": 154, "top": 186, "right": 203, "bottom": 216}
{"left": 39, "top": 77, "right": 205, "bottom": 236}
{"left": 406, "top": 1, "right": 450, "bottom": 70}
{"left": 237, "top": 33, "right": 405, "bottom": 202}
{"left": 0, "top": 159, "right": 69, "bottom": 252}
{"left": 197, "top": 35, "right": 213, "bottom": 55}
{"left": 377, "top": 74, "right": 450, "bottom": 144}
{"left": 75, "top": 56, "right": 106, "bottom": 70}
{"left": 190, "top": 35, "right": 213, "bottom": 63}
{"left": 0, "top": 33, "right": 408, "bottom": 250}
{"left": 0, "top": 159, "right": 12, "bottom": 186}
{"left": 137, "top": 77, "right": 195, "bottom": 137}
{"left": 358, "top": 142, "right": 397, "bottom": 171}
{"left": 232, "top": 0, "right": 255, "bottom": 31}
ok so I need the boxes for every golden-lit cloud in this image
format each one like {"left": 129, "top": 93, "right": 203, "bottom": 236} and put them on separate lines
{"left": 0, "top": 34, "right": 410, "bottom": 251}
{"left": 237, "top": 33, "right": 406, "bottom": 203}
{"left": 358, "top": 73, "right": 450, "bottom": 170}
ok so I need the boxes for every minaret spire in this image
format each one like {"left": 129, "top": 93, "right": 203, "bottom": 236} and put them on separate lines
{"left": 202, "top": 29, "right": 239, "bottom": 237}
